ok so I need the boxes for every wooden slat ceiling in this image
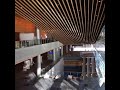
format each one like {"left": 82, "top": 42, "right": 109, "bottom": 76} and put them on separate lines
{"left": 15, "top": 0, "right": 105, "bottom": 45}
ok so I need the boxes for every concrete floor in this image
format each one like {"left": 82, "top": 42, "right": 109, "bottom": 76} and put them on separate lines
{"left": 15, "top": 69, "right": 105, "bottom": 90}
{"left": 15, "top": 58, "right": 104, "bottom": 90}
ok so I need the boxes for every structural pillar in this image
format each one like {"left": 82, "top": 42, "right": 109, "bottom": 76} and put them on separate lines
{"left": 23, "top": 60, "right": 31, "bottom": 71}
{"left": 36, "top": 28, "right": 40, "bottom": 44}
{"left": 29, "top": 58, "right": 34, "bottom": 66}
{"left": 70, "top": 45, "right": 72, "bottom": 51}
{"left": 37, "top": 55, "right": 42, "bottom": 77}
{"left": 91, "top": 57, "right": 95, "bottom": 77}
{"left": 66, "top": 45, "right": 68, "bottom": 53}
{"left": 82, "top": 57, "right": 86, "bottom": 79}
{"left": 52, "top": 48, "right": 56, "bottom": 76}
{"left": 87, "top": 57, "right": 90, "bottom": 77}
{"left": 53, "top": 48, "right": 56, "bottom": 61}
{"left": 61, "top": 46, "right": 63, "bottom": 56}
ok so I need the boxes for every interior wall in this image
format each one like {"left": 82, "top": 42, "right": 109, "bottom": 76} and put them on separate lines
{"left": 15, "top": 15, "right": 35, "bottom": 33}
{"left": 19, "top": 33, "right": 34, "bottom": 40}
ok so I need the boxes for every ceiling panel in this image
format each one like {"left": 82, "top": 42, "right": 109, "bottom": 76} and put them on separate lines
{"left": 15, "top": 0, "right": 105, "bottom": 45}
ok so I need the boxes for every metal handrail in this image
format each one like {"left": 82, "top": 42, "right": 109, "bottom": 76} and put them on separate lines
{"left": 15, "top": 38, "right": 57, "bottom": 49}
{"left": 41, "top": 56, "right": 63, "bottom": 75}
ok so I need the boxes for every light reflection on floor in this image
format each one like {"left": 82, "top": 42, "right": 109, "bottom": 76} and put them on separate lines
{"left": 32, "top": 77, "right": 104, "bottom": 90}
{"left": 15, "top": 68, "right": 104, "bottom": 90}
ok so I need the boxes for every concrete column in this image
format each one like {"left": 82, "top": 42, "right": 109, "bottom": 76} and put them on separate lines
{"left": 70, "top": 45, "right": 72, "bottom": 51}
{"left": 66, "top": 45, "right": 68, "bottom": 53}
{"left": 36, "top": 28, "right": 40, "bottom": 39}
{"left": 61, "top": 46, "right": 63, "bottom": 56}
{"left": 87, "top": 57, "right": 90, "bottom": 77}
{"left": 36, "top": 28, "right": 40, "bottom": 44}
{"left": 57, "top": 48, "right": 60, "bottom": 59}
{"left": 91, "top": 57, "right": 95, "bottom": 77}
{"left": 37, "top": 55, "right": 42, "bottom": 77}
{"left": 30, "top": 58, "right": 34, "bottom": 66}
{"left": 23, "top": 60, "right": 31, "bottom": 71}
{"left": 53, "top": 48, "right": 58, "bottom": 76}
{"left": 82, "top": 57, "right": 86, "bottom": 79}
{"left": 53, "top": 48, "right": 56, "bottom": 61}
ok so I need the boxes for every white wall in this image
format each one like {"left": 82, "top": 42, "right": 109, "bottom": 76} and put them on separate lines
{"left": 19, "top": 33, "right": 34, "bottom": 40}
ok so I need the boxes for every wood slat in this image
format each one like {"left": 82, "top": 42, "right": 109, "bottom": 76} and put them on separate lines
{"left": 15, "top": 0, "right": 105, "bottom": 45}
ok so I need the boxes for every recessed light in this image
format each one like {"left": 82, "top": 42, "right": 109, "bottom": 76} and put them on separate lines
{"left": 98, "top": 1, "right": 101, "bottom": 2}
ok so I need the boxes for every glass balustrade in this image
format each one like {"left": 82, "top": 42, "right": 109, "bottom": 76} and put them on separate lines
{"left": 41, "top": 56, "right": 63, "bottom": 75}
{"left": 15, "top": 38, "right": 57, "bottom": 49}
{"left": 93, "top": 47, "right": 105, "bottom": 87}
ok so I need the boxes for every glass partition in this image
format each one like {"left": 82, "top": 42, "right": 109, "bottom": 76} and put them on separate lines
{"left": 41, "top": 55, "right": 63, "bottom": 75}
{"left": 92, "top": 26, "right": 105, "bottom": 87}
{"left": 15, "top": 38, "right": 57, "bottom": 49}
{"left": 93, "top": 48, "right": 105, "bottom": 87}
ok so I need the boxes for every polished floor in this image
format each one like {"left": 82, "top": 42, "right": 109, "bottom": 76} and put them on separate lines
{"left": 15, "top": 69, "right": 105, "bottom": 90}
{"left": 15, "top": 53, "right": 104, "bottom": 90}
